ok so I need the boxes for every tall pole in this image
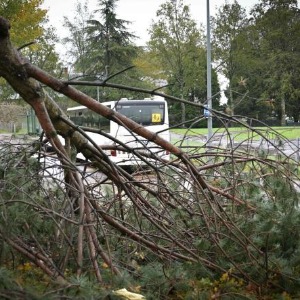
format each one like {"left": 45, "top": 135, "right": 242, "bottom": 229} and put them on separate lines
{"left": 206, "top": 0, "right": 213, "bottom": 142}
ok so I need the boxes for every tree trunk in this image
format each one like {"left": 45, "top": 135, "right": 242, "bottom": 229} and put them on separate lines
{"left": 229, "top": 83, "right": 234, "bottom": 116}
{"left": 180, "top": 82, "right": 185, "bottom": 125}
{"left": 181, "top": 102, "right": 186, "bottom": 125}
{"left": 280, "top": 97, "right": 286, "bottom": 126}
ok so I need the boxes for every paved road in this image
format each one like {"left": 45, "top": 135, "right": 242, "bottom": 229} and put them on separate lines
{"left": 171, "top": 132, "right": 300, "bottom": 160}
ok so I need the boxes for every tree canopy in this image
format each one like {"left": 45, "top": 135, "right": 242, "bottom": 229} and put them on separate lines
{"left": 148, "top": 0, "right": 220, "bottom": 126}
{"left": 0, "top": 0, "right": 46, "bottom": 46}
{"left": 0, "top": 0, "right": 61, "bottom": 103}
{"left": 212, "top": 0, "right": 300, "bottom": 124}
{"left": 62, "top": 0, "right": 149, "bottom": 101}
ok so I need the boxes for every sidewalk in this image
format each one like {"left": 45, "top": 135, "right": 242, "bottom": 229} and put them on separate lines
{"left": 0, "top": 133, "right": 13, "bottom": 141}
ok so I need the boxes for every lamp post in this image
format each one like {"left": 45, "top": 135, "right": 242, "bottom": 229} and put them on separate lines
{"left": 206, "top": 0, "right": 213, "bottom": 142}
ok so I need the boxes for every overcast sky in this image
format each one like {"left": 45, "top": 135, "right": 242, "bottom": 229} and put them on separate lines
{"left": 42, "top": 0, "right": 261, "bottom": 47}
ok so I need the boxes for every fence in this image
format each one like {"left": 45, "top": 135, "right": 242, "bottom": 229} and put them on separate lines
{"left": 26, "top": 108, "right": 42, "bottom": 135}
{"left": 0, "top": 110, "right": 42, "bottom": 134}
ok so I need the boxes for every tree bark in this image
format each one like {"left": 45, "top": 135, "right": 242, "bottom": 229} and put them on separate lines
{"left": 280, "top": 97, "right": 286, "bottom": 126}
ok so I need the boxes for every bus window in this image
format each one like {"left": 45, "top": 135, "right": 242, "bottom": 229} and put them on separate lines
{"left": 68, "top": 106, "right": 111, "bottom": 133}
{"left": 69, "top": 110, "right": 84, "bottom": 126}
{"left": 98, "top": 113, "right": 110, "bottom": 132}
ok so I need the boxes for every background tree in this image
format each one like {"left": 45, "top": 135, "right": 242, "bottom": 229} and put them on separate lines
{"left": 87, "top": 0, "right": 137, "bottom": 75}
{"left": 25, "top": 27, "right": 61, "bottom": 76}
{"left": 86, "top": 0, "right": 141, "bottom": 100}
{"left": 0, "top": 0, "right": 46, "bottom": 46}
{"left": 62, "top": 1, "right": 96, "bottom": 75}
{"left": 63, "top": 0, "right": 147, "bottom": 101}
{"left": 250, "top": 0, "right": 300, "bottom": 125}
{"left": 212, "top": 0, "right": 250, "bottom": 117}
{"left": 148, "top": 0, "right": 219, "bottom": 126}
{"left": 62, "top": 1, "right": 97, "bottom": 100}
{"left": 0, "top": 0, "right": 61, "bottom": 104}
{"left": 213, "top": 0, "right": 300, "bottom": 124}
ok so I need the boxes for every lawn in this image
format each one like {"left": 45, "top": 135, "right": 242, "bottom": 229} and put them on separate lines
{"left": 171, "top": 126, "right": 300, "bottom": 141}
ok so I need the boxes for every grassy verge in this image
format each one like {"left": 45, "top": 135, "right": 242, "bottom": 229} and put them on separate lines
{"left": 171, "top": 126, "right": 300, "bottom": 141}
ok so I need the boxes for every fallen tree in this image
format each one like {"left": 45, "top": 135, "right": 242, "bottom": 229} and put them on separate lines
{"left": 1, "top": 16, "right": 300, "bottom": 298}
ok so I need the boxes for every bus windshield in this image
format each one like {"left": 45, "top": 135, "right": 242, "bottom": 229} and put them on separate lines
{"left": 116, "top": 101, "right": 165, "bottom": 126}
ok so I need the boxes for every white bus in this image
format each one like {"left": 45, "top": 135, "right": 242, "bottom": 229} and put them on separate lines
{"left": 66, "top": 97, "right": 170, "bottom": 166}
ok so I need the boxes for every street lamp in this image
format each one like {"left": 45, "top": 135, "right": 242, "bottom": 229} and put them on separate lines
{"left": 206, "top": 0, "right": 213, "bottom": 142}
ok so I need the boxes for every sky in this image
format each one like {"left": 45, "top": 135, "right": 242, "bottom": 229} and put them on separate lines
{"left": 42, "top": 0, "right": 259, "bottom": 49}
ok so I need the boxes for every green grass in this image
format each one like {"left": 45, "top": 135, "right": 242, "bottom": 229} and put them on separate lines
{"left": 171, "top": 126, "right": 300, "bottom": 141}
{"left": 172, "top": 137, "right": 204, "bottom": 148}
